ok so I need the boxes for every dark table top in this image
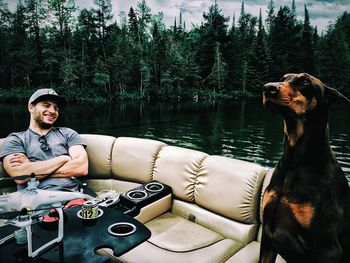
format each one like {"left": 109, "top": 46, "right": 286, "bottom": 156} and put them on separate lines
{"left": 0, "top": 206, "right": 151, "bottom": 263}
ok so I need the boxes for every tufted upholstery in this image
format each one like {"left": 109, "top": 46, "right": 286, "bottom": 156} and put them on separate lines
{"left": 81, "top": 135, "right": 269, "bottom": 262}
{"left": 0, "top": 134, "right": 286, "bottom": 263}
{"left": 112, "top": 137, "right": 166, "bottom": 183}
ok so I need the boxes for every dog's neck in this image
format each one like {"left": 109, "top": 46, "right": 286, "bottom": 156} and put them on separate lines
{"left": 282, "top": 112, "right": 331, "bottom": 165}
{"left": 283, "top": 119, "right": 304, "bottom": 147}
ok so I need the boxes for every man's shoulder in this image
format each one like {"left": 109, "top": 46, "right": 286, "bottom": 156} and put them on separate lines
{"left": 5, "top": 130, "right": 28, "bottom": 141}
{"left": 0, "top": 130, "right": 28, "bottom": 159}
{"left": 52, "top": 127, "right": 86, "bottom": 148}
{"left": 53, "top": 127, "right": 78, "bottom": 136}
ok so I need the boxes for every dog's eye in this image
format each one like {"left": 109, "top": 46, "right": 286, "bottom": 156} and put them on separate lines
{"left": 299, "top": 84, "right": 314, "bottom": 99}
{"left": 303, "top": 80, "right": 310, "bottom": 86}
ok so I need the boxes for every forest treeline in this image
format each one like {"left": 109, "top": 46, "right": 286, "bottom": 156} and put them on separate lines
{"left": 0, "top": 0, "right": 350, "bottom": 102}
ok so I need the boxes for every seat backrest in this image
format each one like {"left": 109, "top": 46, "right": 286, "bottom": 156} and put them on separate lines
{"left": 196, "top": 155, "right": 266, "bottom": 224}
{"left": 111, "top": 137, "right": 166, "bottom": 183}
{"left": 108, "top": 136, "right": 267, "bottom": 225}
{"left": 81, "top": 134, "right": 116, "bottom": 179}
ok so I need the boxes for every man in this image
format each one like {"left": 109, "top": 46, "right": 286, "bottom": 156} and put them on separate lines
{"left": 0, "top": 89, "right": 88, "bottom": 191}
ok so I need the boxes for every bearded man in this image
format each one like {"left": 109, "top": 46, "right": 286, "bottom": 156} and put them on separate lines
{"left": 0, "top": 89, "right": 88, "bottom": 191}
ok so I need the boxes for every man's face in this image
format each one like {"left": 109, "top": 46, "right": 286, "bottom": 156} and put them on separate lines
{"left": 29, "top": 100, "right": 59, "bottom": 129}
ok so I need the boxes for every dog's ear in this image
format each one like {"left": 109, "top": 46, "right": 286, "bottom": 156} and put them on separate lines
{"left": 324, "top": 86, "right": 350, "bottom": 106}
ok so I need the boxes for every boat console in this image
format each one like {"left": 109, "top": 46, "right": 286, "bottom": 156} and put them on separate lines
{"left": 118, "top": 180, "right": 172, "bottom": 219}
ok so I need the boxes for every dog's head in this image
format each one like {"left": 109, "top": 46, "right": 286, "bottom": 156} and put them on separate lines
{"left": 263, "top": 73, "right": 350, "bottom": 146}
{"left": 263, "top": 73, "right": 349, "bottom": 117}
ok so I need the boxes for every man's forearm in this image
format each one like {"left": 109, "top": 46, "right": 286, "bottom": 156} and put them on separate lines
{"left": 52, "top": 156, "right": 88, "bottom": 178}
{"left": 4, "top": 155, "right": 71, "bottom": 178}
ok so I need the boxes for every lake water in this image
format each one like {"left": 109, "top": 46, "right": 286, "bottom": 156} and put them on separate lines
{"left": 1, "top": 100, "right": 349, "bottom": 180}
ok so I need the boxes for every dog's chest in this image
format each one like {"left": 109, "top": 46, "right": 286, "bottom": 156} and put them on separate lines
{"left": 262, "top": 189, "right": 315, "bottom": 229}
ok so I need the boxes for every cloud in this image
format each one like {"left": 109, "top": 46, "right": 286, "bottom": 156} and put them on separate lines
{"left": 174, "top": 0, "right": 211, "bottom": 15}
{"left": 312, "top": 0, "right": 350, "bottom": 3}
{"left": 7, "top": 0, "right": 348, "bottom": 32}
{"left": 304, "top": 2, "right": 350, "bottom": 19}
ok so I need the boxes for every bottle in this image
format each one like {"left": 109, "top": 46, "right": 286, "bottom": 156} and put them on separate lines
{"left": 14, "top": 228, "right": 27, "bottom": 245}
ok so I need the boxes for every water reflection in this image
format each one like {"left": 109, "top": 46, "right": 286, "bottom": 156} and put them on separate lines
{"left": 0, "top": 100, "right": 349, "bottom": 180}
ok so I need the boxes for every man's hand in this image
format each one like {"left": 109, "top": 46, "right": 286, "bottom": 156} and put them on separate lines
{"left": 53, "top": 145, "right": 88, "bottom": 178}
{"left": 7, "top": 153, "right": 30, "bottom": 167}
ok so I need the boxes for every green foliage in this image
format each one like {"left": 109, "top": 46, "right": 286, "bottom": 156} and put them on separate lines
{"left": 270, "top": 6, "right": 301, "bottom": 77}
{"left": 0, "top": 0, "right": 349, "bottom": 101}
{"left": 93, "top": 72, "right": 109, "bottom": 86}
{"left": 299, "top": 5, "right": 315, "bottom": 74}
{"left": 197, "top": 3, "right": 229, "bottom": 81}
{"left": 247, "top": 9, "right": 270, "bottom": 94}
{"left": 319, "top": 23, "right": 350, "bottom": 93}
{"left": 209, "top": 43, "right": 227, "bottom": 93}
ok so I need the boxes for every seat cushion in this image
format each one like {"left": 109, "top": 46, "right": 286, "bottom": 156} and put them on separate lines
{"left": 116, "top": 212, "right": 242, "bottom": 263}
{"left": 117, "top": 239, "right": 240, "bottom": 263}
{"left": 171, "top": 200, "right": 258, "bottom": 245}
{"left": 146, "top": 212, "right": 224, "bottom": 252}
{"left": 225, "top": 241, "right": 286, "bottom": 263}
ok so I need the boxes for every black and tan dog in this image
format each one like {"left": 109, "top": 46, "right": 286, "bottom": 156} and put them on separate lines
{"left": 259, "top": 73, "right": 350, "bottom": 263}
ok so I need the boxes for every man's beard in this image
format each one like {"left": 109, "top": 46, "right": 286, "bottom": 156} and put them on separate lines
{"left": 33, "top": 111, "right": 56, "bottom": 130}
{"left": 38, "top": 121, "right": 53, "bottom": 130}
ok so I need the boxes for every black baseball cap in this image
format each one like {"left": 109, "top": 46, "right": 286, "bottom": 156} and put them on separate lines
{"left": 28, "top": 89, "right": 66, "bottom": 107}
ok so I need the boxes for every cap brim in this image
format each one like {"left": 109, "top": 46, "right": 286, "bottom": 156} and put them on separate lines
{"left": 31, "top": 95, "right": 66, "bottom": 107}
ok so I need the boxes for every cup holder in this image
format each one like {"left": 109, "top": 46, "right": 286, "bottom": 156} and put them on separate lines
{"left": 145, "top": 182, "right": 164, "bottom": 192}
{"left": 126, "top": 190, "right": 148, "bottom": 200}
{"left": 108, "top": 222, "right": 136, "bottom": 236}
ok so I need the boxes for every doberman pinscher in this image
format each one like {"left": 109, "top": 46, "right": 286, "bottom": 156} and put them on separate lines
{"left": 260, "top": 73, "right": 350, "bottom": 263}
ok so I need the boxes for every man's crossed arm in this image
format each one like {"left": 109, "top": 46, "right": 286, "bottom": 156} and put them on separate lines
{"left": 3, "top": 145, "right": 88, "bottom": 185}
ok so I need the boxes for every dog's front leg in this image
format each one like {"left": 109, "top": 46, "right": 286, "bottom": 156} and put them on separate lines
{"left": 259, "top": 245, "right": 277, "bottom": 263}
{"left": 259, "top": 231, "right": 277, "bottom": 263}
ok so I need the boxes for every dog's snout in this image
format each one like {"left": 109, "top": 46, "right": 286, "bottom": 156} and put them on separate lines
{"left": 263, "top": 83, "right": 280, "bottom": 96}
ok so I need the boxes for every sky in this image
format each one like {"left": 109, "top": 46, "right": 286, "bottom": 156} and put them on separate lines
{"left": 7, "top": 0, "right": 350, "bottom": 33}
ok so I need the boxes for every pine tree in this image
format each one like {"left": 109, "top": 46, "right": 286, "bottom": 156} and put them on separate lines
{"left": 173, "top": 17, "right": 177, "bottom": 34}
{"left": 149, "top": 13, "right": 167, "bottom": 95}
{"left": 265, "top": 0, "right": 275, "bottom": 36}
{"left": 237, "top": 2, "right": 257, "bottom": 92}
{"left": 225, "top": 13, "right": 241, "bottom": 93}
{"left": 93, "top": 56, "right": 110, "bottom": 94}
{"left": 269, "top": 6, "right": 301, "bottom": 78}
{"left": 247, "top": 9, "right": 270, "bottom": 93}
{"left": 10, "top": 3, "right": 34, "bottom": 88}
{"left": 319, "top": 22, "right": 350, "bottom": 94}
{"left": 93, "top": 0, "right": 113, "bottom": 58}
{"left": 3, "top": 0, "right": 350, "bottom": 101}
{"left": 0, "top": 0, "right": 11, "bottom": 88}
{"left": 25, "top": 0, "right": 46, "bottom": 67}
{"left": 128, "top": 7, "right": 138, "bottom": 40}
{"left": 108, "top": 24, "right": 132, "bottom": 96}
{"left": 47, "top": 0, "right": 76, "bottom": 53}
{"left": 197, "top": 3, "right": 229, "bottom": 82}
{"left": 73, "top": 8, "right": 98, "bottom": 89}
{"left": 179, "top": 11, "right": 183, "bottom": 29}
{"left": 299, "top": 5, "right": 315, "bottom": 74}
{"left": 336, "top": 12, "right": 350, "bottom": 47}
{"left": 136, "top": 0, "right": 152, "bottom": 97}
{"left": 291, "top": 0, "right": 296, "bottom": 18}
{"left": 209, "top": 42, "right": 227, "bottom": 94}
{"left": 136, "top": 0, "right": 151, "bottom": 45}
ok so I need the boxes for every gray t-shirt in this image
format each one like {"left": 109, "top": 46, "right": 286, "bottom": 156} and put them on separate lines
{"left": 0, "top": 127, "right": 87, "bottom": 191}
